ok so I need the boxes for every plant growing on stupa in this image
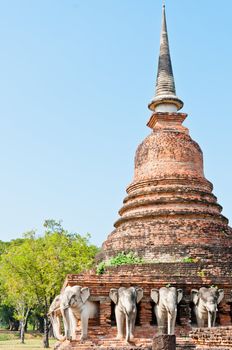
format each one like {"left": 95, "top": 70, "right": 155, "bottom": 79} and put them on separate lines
{"left": 210, "top": 285, "right": 218, "bottom": 289}
{"left": 96, "top": 251, "right": 144, "bottom": 275}
{"left": 182, "top": 257, "right": 198, "bottom": 263}
{"left": 197, "top": 270, "right": 206, "bottom": 278}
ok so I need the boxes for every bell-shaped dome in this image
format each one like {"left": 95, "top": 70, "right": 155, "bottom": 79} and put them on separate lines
{"left": 134, "top": 131, "right": 204, "bottom": 183}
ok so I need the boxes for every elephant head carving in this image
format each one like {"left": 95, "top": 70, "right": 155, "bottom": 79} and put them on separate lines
{"left": 109, "top": 286, "right": 143, "bottom": 342}
{"left": 191, "top": 287, "right": 224, "bottom": 327}
{"left": 61, "top": 286, "right": 90, "bottom": 309}
{"left": 151, "top": 287, "right": 183, "bottom": 335}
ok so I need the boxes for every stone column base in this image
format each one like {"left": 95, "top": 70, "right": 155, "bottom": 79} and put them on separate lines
{"left": 152, "top": 335, "right": 176, "bottom": 350}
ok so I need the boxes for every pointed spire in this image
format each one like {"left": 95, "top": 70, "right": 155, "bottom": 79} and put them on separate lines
{"left": 148, "top": 3, "right": 183, "bottom": 112}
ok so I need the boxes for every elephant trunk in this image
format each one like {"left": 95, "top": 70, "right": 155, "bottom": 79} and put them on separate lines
{"left": 167, "top": 308, "right": 177, "bottom": 335}
{"left": 125, "top": 309, "right": 136, "bottom": 343}
{"left": 50, "top": 313, "right": 65, "bottom": 341}
{"left": 207, "top": 304, "right": 217, "bottom": 314}
{"left": 125, "top": 315, "right": 130, "bottom": 343}
{"left": 125, "top": 314, "right": 133, "bottom": 343}
{"left": 61, "top": 307, "right": 72, "bottom": 340}
{"left": 206, "top": 303, "right": 217, "bottom": 328}
{"left": 167, "top": 305, "right": 177, "bottom": 316}
{"left": 123, "top": 304, "right": 135, "bottom": 316}
{"left": 208, "top": 310, "right": 217, "bottom": 328}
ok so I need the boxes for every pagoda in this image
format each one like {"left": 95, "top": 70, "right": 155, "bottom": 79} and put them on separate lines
{"left": 57, "top": 4, "right": 232, "bottom": 350}
{"left": 100, "top": 4, "right": 232, "bottom": 266}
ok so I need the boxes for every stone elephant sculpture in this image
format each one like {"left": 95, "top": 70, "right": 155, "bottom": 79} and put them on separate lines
{"left": 151, "top": 287, "right": 183, "bottom": 335}
{"left": 48, "top": 294, "right": 65, "bottom": 341}
{"left": 109, "top": 287, "right": 143, "bottom": 342}
{"left": 191, "top": 287, "right": 224, "bottom": 328}
{"left": 49, "top": 285, "right": 98, "bottom": 341}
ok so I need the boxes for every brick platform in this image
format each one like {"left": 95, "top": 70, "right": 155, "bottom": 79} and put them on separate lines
{"left": 59, "top": 264, "right": 232, "bottom": 344}
{"left": 190, "top": 327, "right": 232, "bottom": 349}
{"left": 54, "top": 336, "right": 197, "bottom": 350}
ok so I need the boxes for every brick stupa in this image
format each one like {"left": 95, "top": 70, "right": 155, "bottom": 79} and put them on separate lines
{"left": 100, "top": 4, "right": 232, "bottom": 265}
{"left": 59, "top": 4, "right": 232, "bottom": 350}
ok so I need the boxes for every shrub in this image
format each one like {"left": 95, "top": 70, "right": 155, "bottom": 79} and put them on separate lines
{"left": 96, "top": 251, "right": 144, "bottom": 275}
{"left": 197, "top": 270, "right": 205, "bottom": 277}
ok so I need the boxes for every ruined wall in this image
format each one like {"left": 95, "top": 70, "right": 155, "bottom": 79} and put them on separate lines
{"left": 63, "top": 263, "right": 232, "bottom": 338}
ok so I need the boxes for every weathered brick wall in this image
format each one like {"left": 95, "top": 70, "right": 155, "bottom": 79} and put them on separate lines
{"left": 190, "top": 327, "right": 232, "bottom": 349}
{"left": 57, "top": 264, "right": 232, "bottom": 349}
{"left": 100, "top": 217, "right": 232, "bottom": 263}
{"left": 64, "top": 263, "right": 232, "bottom": 287}
{"left": 62, "top": 264, "right": 232, "bottom": 339}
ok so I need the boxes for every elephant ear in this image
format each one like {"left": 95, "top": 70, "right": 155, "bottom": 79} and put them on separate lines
{"left": 151, "top": 289, "right": 159, "bottom": 304}
{"left": 177, "top": 289, "right": 183, "bottom": 304}
{"left": 80, "top": 287, "right": 90, "bottom": 304}
{"left": 109, "top": 288, "right": 118, "bottom": 304}
{"left": 61, "top": 289, "right": 71, "bottom": 309}
{"left": 217, "top": 289, "right": 224, "bottom": 304}
{"left": 136, "top": 288, "right": 143, "bottom": 303}
{"left": 191, "top": 289, "right": 199, "bottom": 305}
{"left": 49, "top": 295, "right": 61, "bottom": 313}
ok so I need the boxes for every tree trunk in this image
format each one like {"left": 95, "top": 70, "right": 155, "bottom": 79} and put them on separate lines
{"left": 20, "top": 321, "right": 25, "bottom": 344}
{"left": 19, "top": 308, "right": 30, "bottom": 344}
{"left": 43, "top": 316, "right": 50, "bottom": 348}
{"left": 25, "top": 316, "right": 29, "bottom": 333}
{"left": 38, "top": 316, "right": 44, "bottom": 332}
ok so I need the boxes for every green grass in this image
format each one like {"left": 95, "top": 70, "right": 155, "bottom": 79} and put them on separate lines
{"left": 0, "top": 332, "right": 56, "bottom": 349}
{"left": 0, "top": 333, "right": 18, "bottom": 342}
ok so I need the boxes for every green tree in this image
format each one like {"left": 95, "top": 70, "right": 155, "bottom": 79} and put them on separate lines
{"left": 0, "top": 221, "right": 98, "bottom": 347}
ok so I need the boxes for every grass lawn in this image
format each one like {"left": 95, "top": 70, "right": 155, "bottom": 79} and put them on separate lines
{"left": 0, "top": 332, "right": 56, "bottom": 349}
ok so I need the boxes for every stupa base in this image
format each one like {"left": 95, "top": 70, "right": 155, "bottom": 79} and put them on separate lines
{"left": 53, "top": 334, "right": 201, "bottom": 350}
{"left": 55, "top": 263, "right": 231, "bottom": 350}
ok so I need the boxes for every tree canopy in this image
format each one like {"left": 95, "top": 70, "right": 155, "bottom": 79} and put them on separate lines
{"left": 0, "top": 220, "right": 98, "bottom": 346}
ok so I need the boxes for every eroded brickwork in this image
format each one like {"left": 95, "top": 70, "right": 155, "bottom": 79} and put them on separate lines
{"left": 152, "top": 335, "right": 176, "bottom": 350}
{"left": 190, "top": 327, "right": 232, "bottom": 349}
{"left": 100, "top": 113, "right": 232, "bottom": 263}
{"left": 62, "top": 264, "right": 232, "bottom": 338}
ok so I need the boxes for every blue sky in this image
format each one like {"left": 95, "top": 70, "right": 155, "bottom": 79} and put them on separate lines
{"left": 0, "top": 0, "right": 231, "bottom": 246}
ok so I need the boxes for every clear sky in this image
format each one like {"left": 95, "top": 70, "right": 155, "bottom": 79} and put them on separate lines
{"left": 0, "top": 0, "right": 231, "bottom": 247}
